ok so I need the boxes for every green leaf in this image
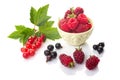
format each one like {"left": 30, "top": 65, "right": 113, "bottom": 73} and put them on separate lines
{"left": 30, "top": 4, "right": 51, "bottom": 26}
{"left": 8, "top": 25, "right": 35, "bottom": 45}
{"left": 8, "top": 31, "right": 22, "bottom": 39}
{"left": 39, "top": 27, "right": 61, "bottom": 40}
{"left": 30, "top": 7, "right": 37, "bottom": 24}
{"left": 15, "top": 25, "right": 25, "bottom": 30}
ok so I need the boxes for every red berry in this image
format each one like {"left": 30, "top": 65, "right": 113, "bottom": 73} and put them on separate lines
{"left": 86, "top": 55, "right": 100, "bottom": 70}
{"left": 26, "top": 43, "right": 32, "bottom": 49}
{"left": 77, "top": 13, "right": 89, "bottom": 24}
{"left": 64, "top": 10, "right": 72, "bottom": 18}
{"left": 59, "top": 19, "right": 71, "bottom": 32}
{"left": 59, "top": 54, "right": 74, "bottom": 68}
{"left": 74, "top": 7, "right": 84, "bottom": 16}
{"left": 21, "top": 47, "right": 28, "bottom": 53}
{"left": 35, "top": 42, "right": 42, "bottom": 48}
{"left": 22, "top": 52, "right": 30, "bottom": 59}
{"left": 31, "top": 44, "right": 37, "bottom": 50}
{"left": 67, "top": 18, "right": 79, "bottom": 30}
{"left": 40, "top": 34, "right": 46, "bottom": 42}
{"left": 73, "top": 48, "right": 85, "bottom": 64}
{"left": 29, "top": 49, "right": 35, "bottom": 56}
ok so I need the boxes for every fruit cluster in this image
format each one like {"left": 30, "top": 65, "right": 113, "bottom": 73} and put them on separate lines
{"left": 59, "top": 7, "right": 92, "bottom": 33}
{"left": 21, "top": 34, "right": 45, "bottom": 59}
{"left": 44, "top": 43, "right": 62, "bottom": 62}
{"left": 93, "top": 42, "right": 105, "bottom": 54}
{"left": 59, "top": 48, "right": 100, "bottom": 70}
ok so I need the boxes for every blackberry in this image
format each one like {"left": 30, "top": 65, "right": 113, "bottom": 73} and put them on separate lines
{"left": 44, "top": 50, "right": 51, "bottom": 56}
{"left": 51, "top": 51, "right": 57, "bottom": 58}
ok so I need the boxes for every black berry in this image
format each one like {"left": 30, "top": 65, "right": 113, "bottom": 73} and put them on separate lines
{"left": 47, "top": 44, "right": 54, "bottom": 51}
{"left": 93, "top": 45, "right": 98, "bottom": 50}
{"left": 97, "top": 46, "right": 103, "bottom": 54}
{"left": 55, "top": 43, "right": 62, "bottom": 49}
{"left": 46, "top": 55, "right": 52, "bottom": 62}
{"left": 44, "top": 50, "right": 51, "bottom": 56}
{"left": 98, "top": 42, "right": 105, "bottom": 48}
{"left": 51, "top": 51, "right": 57, "bottom": 59}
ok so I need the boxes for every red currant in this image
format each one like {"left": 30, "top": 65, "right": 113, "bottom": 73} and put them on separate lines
{"left": 26, "top": 43, "right": 32, "bottom": 49}
{"left": 23, "top": 52, "right": 30, "bottom": 59}
{"left": 35, "top": 42, "right": 42, "bottom": 48}
{"left": 29, "top": 49, "right": 35, "bottom": 56}
{"left": 21, "top": 47, "right": 28, "bottom": 53}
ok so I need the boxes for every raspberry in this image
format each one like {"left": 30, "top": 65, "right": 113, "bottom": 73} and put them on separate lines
{"left": 86, "top": 55, "right": 100, "bottom": 70}
{"left": 75, "top": 23, "right": 91, "bottom": 33}
{"left": 73, "top": 48, "right": 85, "bottom": 64}
{"left": 64, "top": 10, "right": 72, "bottom": 19}
{"left": 77, "top": 13, "right": 89, "bottom": 24}
{"left": 59, "top": 54, "right": 75, "bottom": 68}
{"left": 59, "top": 19, "right": 71, "bottom": 32}
{"left": 67, "top": 18, "right": 79, "bottom": 30}
{"left": 74, "top": 7, "right": 84, "bottom": 16}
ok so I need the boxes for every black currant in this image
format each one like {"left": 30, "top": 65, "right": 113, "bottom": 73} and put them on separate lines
{"left": 98, "top": 42, "right": 105, "bottom": 48}
{"left": 55, "top": 43, "right": 62, "bottom": 49}
{"left": 46, "top": 55, "right": 52, "bottom": 62}
{"left": 44, "top": 50, "right": 51, "bottom": 56}
{"left": 47, "top": 44, "right": 54, "bottom": 51}
{"left": 93, "top": 45, "right": 98, "bottom": 50}
{"left": 51, "top": 51, "right": 57, "bottom": 59}
{"left": 97, "top": 46, "right": 104, "bottom": 54}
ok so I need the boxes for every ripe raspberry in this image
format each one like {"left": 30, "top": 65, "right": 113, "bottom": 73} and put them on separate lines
{"left": 59, "top": 19, "right": 71, "bottom": 32}
{"left": 86, "top": 55, "right": 100, "bottom": 70}
{"left": 73, "top": 48, "right": 85, "bottom": 64}
{"left": 67, "top": 18, "right": 79, "bottom": 30}
{"left": 74, "top": 7, "right": 84, "bottom": 16}
{"left": 64, "top": 10, "right": 72, "bottom": 18}
{"left": 77, "top": 13, "right": 89, "bottom": 24}
{"left": 59, "top": 54, "right": 75, "bottom": 68}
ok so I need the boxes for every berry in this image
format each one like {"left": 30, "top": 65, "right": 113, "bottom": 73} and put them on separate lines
{"left": 40, "top": 34, "right": 46, "bottom": 42}
{"left": 44, "top": 50, "right": 51, "bottom": 56}
{"left": 74, "top": 7, "right": 84, "bottom": 16}
{"left": 93, "top": 45, "right": 98, "bottom": 50}
{"left": 51, "top": 51, "right": 57, "bottom": 59}
{"left": 77, "top": 13, "right": 89, "bottom": 24}
{"left": 23, "top": 52, "right": 30, "bottom": 59}
{"left": 35, "top": 42, "right": 42, "bottom": 48}
{"left": 46, "top": 55, "right": 52, "bottom": 62}
{"left": 29, "top": 49, "right": 35, "bottom": 56}
{"left": 55, "top": 43, "right": 62, "bottom": 49}
{"left": 21, "top": 47, "right": 28, "bottom": 53}
{"left": 64, "top": 10, "right": 72, "bottom": 18}
{"left": 47, "top": 44, "right": 54, "bottom": 51}
{"left": 59, "top": 19, "right": 71, "bottom": 32}
{"left": 26, "top": 42, "right": 32, "bottom": 49}
{"left": 98, "top": 42, "right": 105, "bottom": 48}
{"left": 73, "top": 48, "right": 85, "bottom": 64}
{"left": 59, "top": 54, "right": 74, "bottom": 68}
{"left": 67, "top": 18, "right": 79, "bottom": 30}
{"left": 86, "top": 55, "right": 100, "bottom": 70}
{"left": 97, "top": 46, "right": 104, "bottom": 54}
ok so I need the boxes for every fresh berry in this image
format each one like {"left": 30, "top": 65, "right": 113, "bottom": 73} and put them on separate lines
{"left": 74, "top": 7, "right": 84, "bottom": 16}
{"left": 44, "top": 50, "right": 51, "bottom": 56}
{"left": 40, "top": 34, "right": 46, "bottom": 42}
{"left": 98, "top": 42, "right": 105, "bottom": 48}
{"left": 46, "top": 55, "right": 52, "bottom": 62}
{"left": 86, "top": 55, "right": 100, "bottom": 70}
{"left": 55, "top": 43, "right": 62, "bottom": 49}
{"left": 51, "top": 51, "right": 57, "bottom": 59}
{"left": 22, "top": 52, "right": 30, "bottom": 59}
{"left": 29, "top": 49, "right": 35, "bottom": 56}
{"left": 93, "top": 45, "right": 98, "bottom": 50}
{"left": 21, "top": 47, "right": 28, "bottom": 53}
{"left": 73, "top": 48, "right": 85, "bottom": 64}
{"left": 35, "top": 41, "right": 42, "bottom": 48}
{"left": 64, "top": 10, "right": 72, "bottom": 18}
{"left": 26, "top": 42, "right": 32, "bottom": 49}
{"left": 67, "top": 18, "right": 79, "bottom": 30}
{"left": 97, "top": 46, "right": 104, "bottom": 54}
{"left": 59, "top": 19, "right": 71, "bottom": 32}
{"left": 47, "top": 44, "right": 54, "bottom": 51}
{"left": 77, "top": 13, "right": 89, "bottom": 24}
{"left": 59, "top": 54, "right": 74, "bottom": 68}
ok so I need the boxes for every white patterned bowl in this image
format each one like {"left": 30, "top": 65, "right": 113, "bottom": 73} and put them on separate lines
{"left": 57, "top": 22, "right": 93, "bottom": 46}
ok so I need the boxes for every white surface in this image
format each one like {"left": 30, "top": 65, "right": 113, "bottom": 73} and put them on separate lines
{"left": 0, "top": 0, "right": 120, "bottom": 80}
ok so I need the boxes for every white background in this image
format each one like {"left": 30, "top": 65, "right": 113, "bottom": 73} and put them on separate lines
{"left": 0, "top": 0, "right": 120, "bottom": 80}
